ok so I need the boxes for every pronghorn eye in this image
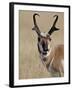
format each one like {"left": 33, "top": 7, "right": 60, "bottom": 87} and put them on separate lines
{"left": 38, "top": 37, "right": 40, "bottom": 42}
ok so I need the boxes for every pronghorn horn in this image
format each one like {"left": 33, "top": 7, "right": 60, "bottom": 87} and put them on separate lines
{"left": 32, "top": 13, "right": 41, "bottom": 36}
{"left": 48, "top": 15, "right": 59, "bottom": 35}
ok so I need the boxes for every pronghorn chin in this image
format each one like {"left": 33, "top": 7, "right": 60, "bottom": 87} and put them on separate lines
{"left": 40, "top": 49, "right": 51, "bottom": 61}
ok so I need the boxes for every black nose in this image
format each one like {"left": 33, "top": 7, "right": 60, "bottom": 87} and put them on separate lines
{"left": 44, "top": 48, "right": 48, "bottom": 51}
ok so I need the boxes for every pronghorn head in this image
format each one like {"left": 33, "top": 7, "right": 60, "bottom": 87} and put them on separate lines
{"left": 32, "top": 13, "right": 59, "bottom": 55}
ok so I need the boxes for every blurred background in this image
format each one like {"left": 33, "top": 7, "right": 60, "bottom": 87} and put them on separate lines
{"left": 19, "top": 10, "right": 64, "bottom": 79}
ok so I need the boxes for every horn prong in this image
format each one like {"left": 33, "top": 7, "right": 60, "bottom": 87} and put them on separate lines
{"left": 48, "top": 15, "right": 59, "bottom": 35}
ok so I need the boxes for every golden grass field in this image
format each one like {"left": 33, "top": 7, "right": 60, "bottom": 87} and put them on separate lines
{"left": 19, "top": 11, "right": 64, "bottom": 79}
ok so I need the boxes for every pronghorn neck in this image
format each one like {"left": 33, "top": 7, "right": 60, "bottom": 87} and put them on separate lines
{"left": 40, "top": 48, "right": 54, "bottom": 72}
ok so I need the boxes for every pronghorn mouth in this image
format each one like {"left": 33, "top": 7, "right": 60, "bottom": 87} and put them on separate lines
{"left": 42, "top": 48, "right": 50, "bottom": 55}
{"left": 42, "top": 52, "right": 47, "bottom": 55}
{"left": 41, "top": 50, "right": 49, "bottom": 56}
{"left": 42, "top": 53, "right": 47, "bottom": 55}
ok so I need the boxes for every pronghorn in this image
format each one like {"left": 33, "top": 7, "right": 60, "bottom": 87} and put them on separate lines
{"left": 32, "top": 13, "right": 64, "bottom": 77}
